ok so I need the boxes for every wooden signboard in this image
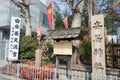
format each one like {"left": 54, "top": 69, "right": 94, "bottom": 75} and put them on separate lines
{"left": 91, "top": 14, "right": 106, "bottom": 79}
{"left": 53, "top": 40, "right": 72, "bottom": 55}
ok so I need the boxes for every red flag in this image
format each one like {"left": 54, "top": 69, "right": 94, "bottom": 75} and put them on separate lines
{"left": 63, "top": 16, "right": 68, "bottom": 29}
{"left": 37, "top": 25, "right": 42, "bottom": 41}
{"left": 47, "top": 1, "right": 53, "bottom": 30}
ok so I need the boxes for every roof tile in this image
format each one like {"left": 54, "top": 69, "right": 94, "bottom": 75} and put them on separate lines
{"left": 45, "top": 27, "right": 82, "bottom": 40}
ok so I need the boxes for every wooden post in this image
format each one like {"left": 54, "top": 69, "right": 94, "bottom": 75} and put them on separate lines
{"left": 54, "top": 55, "right": 59, "bottom": 80}
{"left": 67, "top": 56, "right": 72, "bottom": 80}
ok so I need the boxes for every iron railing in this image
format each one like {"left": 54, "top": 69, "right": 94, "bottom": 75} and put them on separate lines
{"left": 0, "top": 63, "right": 120, "bottom": 80}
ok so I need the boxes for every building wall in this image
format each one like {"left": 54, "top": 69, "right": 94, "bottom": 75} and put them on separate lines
{"left": 0, "top": 0, "right": 10, "bottom": 27}
{"left": 0, "top": 0, "right": 49, "bottom": 40}
{"left": 30, "top": 0, "right": 49, "bottom": 34}
{"left": 39, "top": 0, "right": 50, "bottom": 5}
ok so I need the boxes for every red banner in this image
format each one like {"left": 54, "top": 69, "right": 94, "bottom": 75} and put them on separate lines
{"left": 37, "top": 25, "right": 42, "bottom": 41}
{"left": 63, "top": 16, "right": 68, "bottom": 29}
{"left": 47, "top": 1, "right": 53, "bottom": 30}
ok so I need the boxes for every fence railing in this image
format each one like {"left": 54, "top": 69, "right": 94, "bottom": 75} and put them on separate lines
{"left": 0, "top": 63, "right": 120, "bottom": 80}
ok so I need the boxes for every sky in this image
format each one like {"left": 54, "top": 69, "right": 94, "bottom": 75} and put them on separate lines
{"left": 55, "top": 0, "right": 72, "bottom": 15}
{"left": 39, "top": 0, "right": 72, "bottom": 15}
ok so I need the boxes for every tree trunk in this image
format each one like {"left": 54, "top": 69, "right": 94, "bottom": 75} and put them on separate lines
{"left": 71, "top": 0, "right": 84, "bottom": 65}
{"left": 24, "top": 0, "right": 32, "bottom": 36}
{"left": 10, "top": 0, "right": 32, "bottom": 36}
{"left": 71, "top": 0, "right": 84, "bottom": 28}
{"left": 25, "top": 8, "right": 32, "bottom": 36}
{"left": 93, "top": 0, "right": 98, "bottom": 15}
{"left": 72, "top": 13, "right": 81, "bottom": 27}
{"left": 87, "top": 0, "right": 92, "bottom": 36}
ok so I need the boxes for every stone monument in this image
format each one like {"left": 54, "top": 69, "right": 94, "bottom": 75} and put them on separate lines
{"left": 91, "top": 14, "right": 106, "bottom": 80}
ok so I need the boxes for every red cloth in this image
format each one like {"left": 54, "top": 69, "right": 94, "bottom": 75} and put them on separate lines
{"left": 47, "top": 1, "right": 53, "bottom": 30}
{"left": 37, "top": 25, "right": 42, "bottom": 41}
{"left": 63, "top": 16, "right": 68, "bottom": 29}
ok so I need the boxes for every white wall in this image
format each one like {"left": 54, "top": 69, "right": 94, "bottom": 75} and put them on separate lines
{"left": 0, "top": 0, "right": 49, "bottom": 36}
{"left": 0, "top": 0, "right": 10, "bottom": 27}
{"left": 117, "top": 27, "right": 120, "bottom": 35}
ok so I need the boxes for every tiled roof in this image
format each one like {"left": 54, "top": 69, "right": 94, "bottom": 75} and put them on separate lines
{"left": 45, "top": 27, "right": 82, "bottom": 40}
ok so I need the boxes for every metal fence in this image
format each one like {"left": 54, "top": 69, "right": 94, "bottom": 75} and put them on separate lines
{"left": 0, "top": 63, "right": 120, "bottom": 80}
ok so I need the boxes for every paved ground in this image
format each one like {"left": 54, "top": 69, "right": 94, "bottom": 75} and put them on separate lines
{"left": 0, "top": 73, "right": 25, "bottom": 80}
{"left": 0, "top": 60, "right": 7, "bottom": 67}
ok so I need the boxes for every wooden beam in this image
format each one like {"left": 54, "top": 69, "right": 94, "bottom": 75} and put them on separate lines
{"left": 112, "top": 0, "right": 120, "bottom": 9}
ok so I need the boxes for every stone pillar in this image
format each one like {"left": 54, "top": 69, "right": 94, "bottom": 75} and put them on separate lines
{"left": 91, "top": 14, "right": 106, "bottom": 80}
{"left": 35, "top": 49, "right": 42, "bottom": 68}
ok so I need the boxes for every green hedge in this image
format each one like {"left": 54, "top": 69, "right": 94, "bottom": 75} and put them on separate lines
{"left": 79, "top": 40, "right": 92, "bottom": 64}
{"left": 19, "top": 36, "right": 38, "bottom": 60}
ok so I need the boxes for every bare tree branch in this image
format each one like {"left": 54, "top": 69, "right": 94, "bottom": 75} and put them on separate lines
{"left": 75, "top": 0, "right": 84, "bottom": 9}
{"left": 112, "top": 0, "right": 120, "bottom": 9}
{"left": 10, "top": 0, "right": 26, "bottom": 15}
{"left": 98, "top": 0, "right": 105, "bottom": 8}
{"left": 61, "top": 0, "right": 84, "bottom": 14}
{"left": 60, "top": 0, "right": 74, "bottom": 14}
{"left": 60, "top": 0, "right": 67, "bottom": 2}
{"left": 10, "top": 0, "right": 32, "bottom": 36}
{"left": 74, "top": 0, "right": 84, "bottom": 14}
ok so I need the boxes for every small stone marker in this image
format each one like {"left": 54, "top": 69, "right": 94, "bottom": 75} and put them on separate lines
{"left": 35, "top": 49, "right": 42, "bottom": 68}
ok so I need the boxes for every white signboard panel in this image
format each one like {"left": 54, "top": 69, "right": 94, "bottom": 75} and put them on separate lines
{"left": 91, "top": 14, "right": 106, "bottom": 77}
{"left": 8, "top": 17, "right": 21, "bottom": 60}
{"left": 54, "top": 41, "right": 72, "bottom": 55}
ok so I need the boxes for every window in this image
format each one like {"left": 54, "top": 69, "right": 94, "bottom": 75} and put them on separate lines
{"left": 43, "top": 13, "right": 49, "bottom": 28}
{"left": 0, "top": 30, "right": 3, "bottom": 40}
